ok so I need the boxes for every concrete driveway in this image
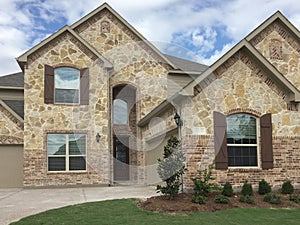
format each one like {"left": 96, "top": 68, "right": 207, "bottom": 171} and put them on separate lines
{"left": 0, "top": 185, "right": 158, "bottom": 225}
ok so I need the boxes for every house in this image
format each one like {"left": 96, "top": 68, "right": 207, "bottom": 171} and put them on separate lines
{"left": 0, "top": 3, "right": 299, "bottom": 189}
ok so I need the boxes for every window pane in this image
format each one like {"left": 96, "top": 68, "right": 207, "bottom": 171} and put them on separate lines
{"left": 113, "top": 99, "right": 128, "bottom": 124}
{"left": 55, "top": 68, "right": 79, "bottom": 89}
{"left": 55, "top": 89, "right": 79, "bottom": 103}
{"left": 48, "top": 134, "right": 66, "bottom": 155}
{"left": 227, "top": 114, "right": 257, "bottom": 144}
{"left": 69, "top": 156, "right": 86, "bottom": 170}
{"left": 228, "top": 146, "right": 257, "bottom": 166}
{"left": 69, "top": 134, "right": 86, "bottom": 155}
{"left": 48, "top": 157, "right": 66, "bottom": 171}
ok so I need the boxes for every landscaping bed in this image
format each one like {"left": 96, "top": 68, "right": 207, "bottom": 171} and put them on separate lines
{"left": 138, "top": 191, "right": 300, "bottom": 213}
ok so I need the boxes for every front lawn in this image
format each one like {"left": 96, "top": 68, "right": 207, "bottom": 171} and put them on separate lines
{"left": 10, "top": 199, "right": 300, "bottom": 225}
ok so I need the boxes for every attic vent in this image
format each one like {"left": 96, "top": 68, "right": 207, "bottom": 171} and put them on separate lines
{"left": 269, "top": 39, "right": 282, "bottom": 60}
{"left": 101, "top": 21, "right": 110, "bottom": 33}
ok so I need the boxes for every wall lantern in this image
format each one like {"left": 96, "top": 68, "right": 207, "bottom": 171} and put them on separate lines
{"left": 174, "top": 112, "right": 183, "bottom": 127}
{"left": 96, "top": 133, "right": 101, "bottom": 143}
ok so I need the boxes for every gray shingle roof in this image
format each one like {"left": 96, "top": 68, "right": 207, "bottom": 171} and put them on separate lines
{"left": 164, "top": 54, "right": 208, "bottom": 73}
{"left": 0, "top": 72, "right": 24, "bottom": 87}
{"left": 3, "top": 100, "right": 24, "bottom": 119}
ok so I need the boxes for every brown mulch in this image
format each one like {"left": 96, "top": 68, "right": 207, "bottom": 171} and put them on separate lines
{"left": 137, "top": 191, "right": 300, "bottom": 214}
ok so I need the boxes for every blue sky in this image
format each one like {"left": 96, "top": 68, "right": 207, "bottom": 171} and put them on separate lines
{"left": 0, "top": 0, "right": 300, "bottom": 75}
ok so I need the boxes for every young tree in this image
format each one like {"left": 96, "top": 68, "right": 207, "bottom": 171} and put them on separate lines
{"left": 156, "top": 136, "right": 185, "bottom": 200}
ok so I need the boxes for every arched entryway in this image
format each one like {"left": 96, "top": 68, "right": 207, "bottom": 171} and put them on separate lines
{"left": 112, "top": 84, "right": 137, "bottom": 182}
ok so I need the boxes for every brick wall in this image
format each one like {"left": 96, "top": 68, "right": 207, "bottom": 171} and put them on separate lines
{"left": 182, "top": 135, "right": 300, "bottom": 190}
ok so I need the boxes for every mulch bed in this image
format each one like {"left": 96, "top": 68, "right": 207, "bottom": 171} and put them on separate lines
{"left": 137, "top": 191, "right": 300, "bottom": 213}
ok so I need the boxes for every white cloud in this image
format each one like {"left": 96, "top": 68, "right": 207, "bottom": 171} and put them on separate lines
{"left": 0, "top": 0, "right": 300, "bottom": 75}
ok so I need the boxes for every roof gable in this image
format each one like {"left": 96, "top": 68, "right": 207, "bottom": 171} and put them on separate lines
{"left": 70, "top": 3, "right": 177, "bottom": 69}
{"left": 17, "top": 26, "right": 113, "bottom": 70}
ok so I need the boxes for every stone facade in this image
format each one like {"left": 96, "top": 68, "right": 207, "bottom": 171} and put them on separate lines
{"left": 179, "top": 19, "right": 300, "bottom": 189}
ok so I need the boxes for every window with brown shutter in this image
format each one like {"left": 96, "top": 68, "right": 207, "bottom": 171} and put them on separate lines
{"left": 44, "top": 65, "right": 54, "bottom": 104}
{"left": 260, "top": 113, "right": 273, "bottom": 169}
{"left": 213, "top": 111, "right": 228, "bottom": 170}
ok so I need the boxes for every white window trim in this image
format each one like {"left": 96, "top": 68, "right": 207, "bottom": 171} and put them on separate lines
{"left": 47, "top": 134, "right": 87, "bottom": 173}
{"left": 227, "top": 114, "right": 260, "bottom": 169}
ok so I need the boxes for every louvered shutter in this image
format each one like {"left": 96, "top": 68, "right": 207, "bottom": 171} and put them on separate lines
{"left": 80, "top": 68, "right": 89, "bottom": 105}
{"left": 260, "top": 113, "right": 274, "bottom": 169}
{"left": 44, "top": 65, "right": 54, "bottom": 104}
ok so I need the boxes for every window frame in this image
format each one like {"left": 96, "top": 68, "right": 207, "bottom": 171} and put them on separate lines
{"left": 226, "top": 114, "right": 260, "bottom": 169}
{"left": 54, "top": 67, "right": 80, "bottom": 105}
{"left": 47, "top": 133, "right": 87, "bottom": 173}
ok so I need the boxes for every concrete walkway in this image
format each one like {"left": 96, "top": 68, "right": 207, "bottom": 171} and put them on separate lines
{"left": 0, "top": 185, "right": 158, "bottom": 225}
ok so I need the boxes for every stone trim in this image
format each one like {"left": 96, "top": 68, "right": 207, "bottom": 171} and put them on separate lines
{"left": 0, "top": 104, "right": 23, "bottom": 130}
{"left": 0, "top": 135, "right": 23, "bottom": 144}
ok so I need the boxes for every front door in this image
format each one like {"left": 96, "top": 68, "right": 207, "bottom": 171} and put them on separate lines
{"left": 113, "top": 136, "right": 129, "bottom": 181}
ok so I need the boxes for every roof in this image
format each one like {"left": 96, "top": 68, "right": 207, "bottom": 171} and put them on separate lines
{"left": 164, "top": 54, "right": 208, "bottom": 73}
{"left": 0, "top": 72, "right": 24, "bottom": 88}
{"left": 3, "top": 100, "right": 24, "bottom": 119}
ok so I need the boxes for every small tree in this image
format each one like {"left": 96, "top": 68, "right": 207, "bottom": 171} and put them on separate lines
{"left": 156, "top": 136, "right": 185, "bottom": 200}
{"left": 241, "top": 181, "right": 253, "bottom": 196}
{"left": 258, "top": 179, "right": 271, "bottom": 195}
{"left": 222, "top": 182, "right": 234, "bottom": 197}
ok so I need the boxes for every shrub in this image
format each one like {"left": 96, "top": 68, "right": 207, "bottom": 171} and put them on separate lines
{"left": 215, "top": 195, "right": 230, "bottom": 204}
{"left": 258, "top": 179, "right": 272, "bottom": 195}
{"left": 264, "top": 193, "right": 281, "bottom": 204}
{"left": 239, "top": 195, "right": 255, "bottom": 204}
{"left": 222, "top": 182, "right": 234, "bottom": 197}
{"left": 241, "top": 181, "right": 253, "bottom": 196}
{"left": 290, "top": 195, "right": 300, "bottom": 203}
{"left": 281, "top": 180, "right": 294, "bottom": 194}
{"left": 192, "top": 195, "right": 206, "bottom": 204}
{"left": 191, "top": 163, "right": 221, "bottom": 204}
{"left": 156, "top": 136, "right": 185, "bottom": 200}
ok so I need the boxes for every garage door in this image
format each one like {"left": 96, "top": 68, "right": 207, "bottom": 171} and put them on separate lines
{"left": 0, "top": 145, "right": 23, "bottom": 188}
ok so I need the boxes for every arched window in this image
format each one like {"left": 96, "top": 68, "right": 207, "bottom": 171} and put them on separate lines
{"left": 113, "top": 99, "right": 128, "bottom": 124}
{"left": 226, "top": 114, "right": 258, "bottom": 167}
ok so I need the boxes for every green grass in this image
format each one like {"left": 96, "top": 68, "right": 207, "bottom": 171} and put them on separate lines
{"left": 10, "top": 199, "right": 300, "bottom": 225}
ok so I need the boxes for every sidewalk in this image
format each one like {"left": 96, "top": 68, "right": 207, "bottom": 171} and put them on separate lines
{"left": 0, "top": 185, "right": 157, "bottom": 225}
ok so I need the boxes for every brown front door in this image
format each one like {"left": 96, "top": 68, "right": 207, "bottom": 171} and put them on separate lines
{"left": 113, "top": 136, "right": 129, "bottom": 181}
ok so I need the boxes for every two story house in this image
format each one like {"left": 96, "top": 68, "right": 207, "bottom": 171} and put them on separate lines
{"left": 0, "top": 3, "right": 299, "bottom": 189}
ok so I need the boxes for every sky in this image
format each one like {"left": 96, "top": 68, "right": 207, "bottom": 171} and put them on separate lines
{"left": 1, "top": 0, "right": 300, "bottom": 75}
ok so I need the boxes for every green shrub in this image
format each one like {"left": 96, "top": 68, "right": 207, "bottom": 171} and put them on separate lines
{"left": 239, "top": 195, "right": 255, "bottom": 204}
{"left": 258, "top": 179, "right": 272, "bottom": 195}
{"left": 290, "top": 195, "right": 300, "bottom": 203}
{"left": 222, "top": 182, "right": 234, "bottom": 197}
{"left": 192, "top": 195, "right": 206, "bottom": 204}
{"left": 264, "top": 193, "right": 281, "bottom": 204}
{"left": 281, "top": 180, "right": 294, "bottom": 194}
{"left": 241, "top": 181, "right": 253, "bottom": 196}
{"left": 192, "top": 164, "right": 220, "bottom": 195}
{"left": 156, "top": 136, "right": 185, "bottom": 200}
{"left": 214, "top": 195, "right": 230, "bottom": 204}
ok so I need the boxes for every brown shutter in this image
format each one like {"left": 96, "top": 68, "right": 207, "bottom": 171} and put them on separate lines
{"left": 260, "top": 113, "right": 273, "bottom": 169}
{"left": 44, "top": 65, "right": 54, "bottom": 104}
{"left": 213, "top": 111, "right": 228, "bottom": 170}
{"left": 80, "top": 68, "right": 89, "bottom": 105}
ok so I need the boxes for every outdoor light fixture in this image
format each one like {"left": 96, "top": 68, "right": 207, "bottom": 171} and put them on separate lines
{"left": 174, "top": 112, "right": 183, "bottom": 127}
{"left": 96, "top": 133, "right": 101, "bottom": 143}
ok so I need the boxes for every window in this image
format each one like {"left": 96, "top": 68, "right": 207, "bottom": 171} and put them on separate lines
{"left": 44, "top": 65, "right": 89, "bottom": 105}
{"left": 113, "top": 99, "right": 128, "bottom": 124}
{"left": 47, "top": 133, "right": 86, "bottom": 172}
{"left": 54, "top": 68, "right": 80, "bottom": 104}
{"left": 214, "top": 112, "right": 273, "bottom": 170}
{"left": 226, "top": 114, "right": 258, "bottom": 167}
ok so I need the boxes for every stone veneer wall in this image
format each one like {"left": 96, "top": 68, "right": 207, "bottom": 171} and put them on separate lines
{"left": 23, "top": 32, "right": 110, "bottom": 186}
{"left": 0, "top": 104, "right": 23, "bottom": 144}
{"left": 250, "top": 20, "right": 300, "bottom": 90}
{"left": 182, "top": 135, "right": 300, "bottom": 190}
